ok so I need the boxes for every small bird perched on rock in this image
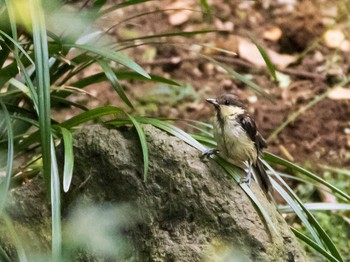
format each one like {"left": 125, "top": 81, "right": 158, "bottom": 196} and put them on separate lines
{"left": 203, "top": 93, "right": 272, "bottom": 195}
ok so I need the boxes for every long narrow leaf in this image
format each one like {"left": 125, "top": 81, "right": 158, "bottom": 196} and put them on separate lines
{"left": 72, "top": 71, "right": 180, "bottom": 89}
{"left": 126, "top": 114, "right": 148, "bottom": 181}
{"left": 61, "top": 128, "right": 74, "bottom": 192}
{"left": 203, "top": 55, "right": 272, "bottom": 101}
{"left": 64, "top": 43, "right": 150, "bottom": 79}
{"left": 279, "top": 203, "right": 350, "bottom": 213}
{"left": 250, "top": 37, "right": 277, "bottom": 81}
{"left": 264, "top": 152, "right": 350, "bottom": 202}
{"left": 270, "top": 179, "right": 323, "bottom": 246}
{"left": 0, "top": 103, "right": 14, "bottom": 215}
{"left": 264, "top": 160, "right": 343, "bottom": 261}
{"left": 97, "top": 59, "right": 134, "bottom": 108}
{"left": 60, "top": 105, "right": 124, "bottom": 129}
{"left": 50, "top": 137, "right": 62, "bottom": 261}
{"left": 29, "top": 1, "right": 61, "bottom": 260}
{"left": 291, "top": 228, "right": 340, "bottom": 262}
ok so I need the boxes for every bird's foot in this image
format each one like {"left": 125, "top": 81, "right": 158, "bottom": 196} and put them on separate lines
{"left": 200, "top": 148, "right": 219, "bottom": 160}
{"left": 240, "top": 168, "right": 252, "bottom": 185}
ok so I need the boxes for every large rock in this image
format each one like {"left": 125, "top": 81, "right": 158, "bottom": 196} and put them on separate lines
{"left": 2, "top": 124, "right": 308, "bottom": 261}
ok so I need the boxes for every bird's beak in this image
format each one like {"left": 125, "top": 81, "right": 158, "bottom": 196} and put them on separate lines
{"left": 206, "top": 98, "right": 219, "bottom": 107}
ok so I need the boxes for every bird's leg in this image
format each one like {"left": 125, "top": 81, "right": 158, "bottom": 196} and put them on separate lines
{"left": 240, "top": 161, "right": 252, "bottom": 185}
{"left": 200, "top": 148, "right": 219, "bottom": 160}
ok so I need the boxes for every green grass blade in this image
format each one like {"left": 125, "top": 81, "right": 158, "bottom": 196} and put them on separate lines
{"left": 200, "top": 0, "right": 211, "bottom": 13}
{"left": 264, "top": 160, "right": 344, "bottom": 261}
{"left": 122, "top": 30, "right": 219, "bottom": 42}
{"left": 0, "top": 245, "right": 11, "bottom": 262}
{"left": 190, "top": 134, "right": 216, "bottom": 147}
{"left": 250, "top": 37, "right": 277, "bottom": 81}
{"left": 0, "top": 103, "right": 14, "bottom": 215}
{"left": 279, "top": 203, "right": 350, "bottom": 213}
{"left": 29, "top": 0, "right": 61, "bottom": 260}
{"left": 203, "top": 55, "right": 272, "bottom": 101}
{"left": 100, "top": 0, "right": 152, "bottom": 15}
{"left": 97, "top": 59, "right": 134, "bottom": 108}
{"left": 126, "top": 113, "right": 148, "bottom": 181}
{"left": 60, "top": 106, "right": 124, "bottom": 129}
{"left": 136, "top": 117, "right": 206, "bottom": 151}
{"left": 291, "top": 228, "right": 340, "bottom": 262}
{"left": 30, "top": 0, "right": 52, "bottom": 185}
{"left": 72, "top": 71, "right": 180, "bottom": 89}
{"left": 0, "top": 30, "right": 35, "bottom": 65}
{"left": 270, "top": 179, "right": 323, "bottom": 246}
{"left": 64, "top": 43, "right": 150, "bottom": 79}
{"left": 264, "top": 152, "right": 350, "bottom": 202}
{"left": 61, "top": 128, "right": 74, "bottom": 193}
{"left": 51, "top": 95, "right": 88, "bottom": 111}
{"left": 50, "top": 137, "right": 62, "bottom": 261}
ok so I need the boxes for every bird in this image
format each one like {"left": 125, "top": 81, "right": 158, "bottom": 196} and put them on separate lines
{"left": 202, "top": 93, "right": 272, "bottom": 195}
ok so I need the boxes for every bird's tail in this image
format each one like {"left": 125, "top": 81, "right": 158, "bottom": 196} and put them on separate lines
{"left": 253, "top": 159, "right": 272, "bottom": 198}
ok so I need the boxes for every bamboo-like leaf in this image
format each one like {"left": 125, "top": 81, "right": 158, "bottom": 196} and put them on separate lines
{"left": 50, "top": 137, "right": 62, "bottom": 261}
{"left": 64, "top": 43, "right": 150, "bottom": 79}
{"left": 0, "top": 103, "right": 14, "bottom": 215}
{"left": 101, "top": 0, "right": 151, "bottom": 15}
{"left": 61, "top": 128, "right": 74, "bottom": 192}
{"left": 270, "top": 179, "right": 323, "bottom": 246}
{"left": 279, "top": 203, "right": 350, "bottom": 213}
{"left": 29, "top": 1, "right": 61, "bottom": 260}
{"left": 264, "top": 160, "right": 343, "bottom": 261}
{"left": 291, "top": 228, "right": 340, "bottom": 262}
{"left": 250, "top": 37, "right": 277, "bottom": 81}
{"left": 72, "top": 71, "right": 180, "bottom": 89}
{"left": 60, "top": 106, "right": 124, "bottom": 129}
{"left": 136, "top": 117, "right": 206, "bottom": 151}
{"left": 200, "top": 0, "right": 211, "bottom": 13}
{"left": 121, "top": 30, "right": 220, "bottom": 42}
{"left": 203, "top": 55, "right": 272, "bottom": 101}
{"left": 0, "top": 30, "right": 35, "bottom": 65}
{"left": 190, "top": 134, "right": 216, "bottom": 147}
{"left": 97, "top": 59, "right": 134, "bottom": 108}
{"left": 126, "top": 113, "right": 148, "bottom": 181}
{"left": 264, "top": 152, "right": 350, "bottom": 202}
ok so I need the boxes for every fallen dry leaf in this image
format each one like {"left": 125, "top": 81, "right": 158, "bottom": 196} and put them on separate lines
{"left": 328, "top": 87, "right": 350, "bottom": 100}
{"left": 166, "top": 0, "right": 194, "bottom": 26}
{"left": 262, "top": 26, "right": 282, "bottom": 42}
{"left": 238, "top": 37, "right": 296, "bottom": 68}
{"left": 323, "top": 29, "right": 350, "bottom": 52}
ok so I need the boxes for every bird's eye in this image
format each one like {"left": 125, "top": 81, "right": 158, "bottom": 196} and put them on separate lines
{"left": 224, "top": 100, "right": 230, "bottom": 105}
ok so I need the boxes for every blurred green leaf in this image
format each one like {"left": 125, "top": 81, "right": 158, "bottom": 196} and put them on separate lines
{"left": 97, "top": 59, "right": 134, "bottom": 108}
{"left": 126, "top": 113, "right": 148, "bottom": 181}
{"left": 292, "top": 228, "right": 340, "bottom": 262}
{"left": 61, "top": 128, "right": 74, "bottom": 193}
{"left": 250, "top": 37, "right": 277, "bottom": 81}
{"left": 64, "top": 43, "right": 150, "bottom": 79}
{"left": 0, "top": 102, "right": 14, "bottom": 214}
{"left": 279, "top": 203, "right": 350, "bottom": 213}
{"left": 265, "top": 152, "right": 350, "bottom": 202}
{"left": 203, "top": 55, "right": 272, "bottom": 101}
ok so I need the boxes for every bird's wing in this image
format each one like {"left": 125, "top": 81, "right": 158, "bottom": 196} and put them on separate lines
{"left": 237, "top": 114, "right": 267, "bottom": 152}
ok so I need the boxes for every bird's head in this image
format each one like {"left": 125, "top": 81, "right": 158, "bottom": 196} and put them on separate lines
{"left": 206, "top": 94, "right": 246, "bottom": 118}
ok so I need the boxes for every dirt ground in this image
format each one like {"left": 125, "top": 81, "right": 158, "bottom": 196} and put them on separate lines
{"left": 67, "top": 0, "right": 350, "bottom": 171}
